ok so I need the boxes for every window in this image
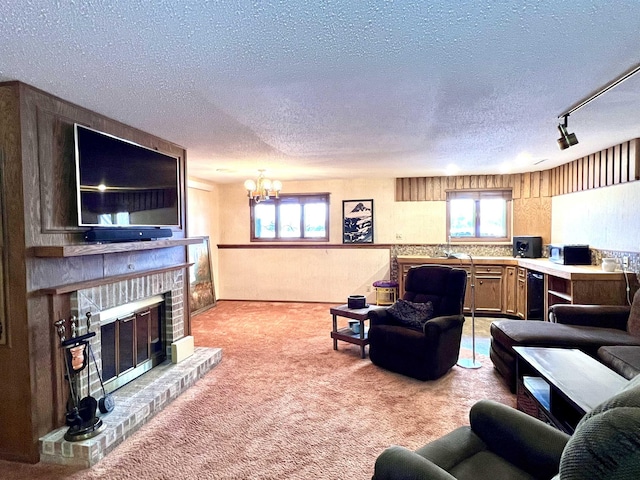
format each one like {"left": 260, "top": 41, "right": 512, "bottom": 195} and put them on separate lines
{"left": 446, "top": 189, "right": 512, "bottom": 242}
{"left": 250, "top": 193, "right": 330, "bottom": 241}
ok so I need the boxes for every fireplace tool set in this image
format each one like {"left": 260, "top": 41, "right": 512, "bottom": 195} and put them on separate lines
{"left": 55, "top": 312, "right": 115, "bottom": 441}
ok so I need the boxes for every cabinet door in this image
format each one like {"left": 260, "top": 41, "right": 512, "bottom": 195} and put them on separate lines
{"left": 504, "top": 266, "right": 517, "bottom": 315}
{"left": 516, "top": 268, "right": 527, "bottom": 318}
{"left": 399, "top": 264, "right": 413, "bottom": 296}
{"left": 465, "top": 266, "right": 504, "bottom": 313}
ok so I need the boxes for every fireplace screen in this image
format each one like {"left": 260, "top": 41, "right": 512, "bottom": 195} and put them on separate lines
{"left": 100, "top": 298, "right": 166, "bottom": 393}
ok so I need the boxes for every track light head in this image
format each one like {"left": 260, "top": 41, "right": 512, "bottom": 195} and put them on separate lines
{"left": 557, "top": 116, "right": 578, "bottom": 150}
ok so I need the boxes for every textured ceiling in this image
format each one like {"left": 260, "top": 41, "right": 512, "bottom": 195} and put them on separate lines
{"left": 1, "top": 1, "right": 640, "bottom": 184}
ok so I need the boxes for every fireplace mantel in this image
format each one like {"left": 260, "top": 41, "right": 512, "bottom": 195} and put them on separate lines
{"left": 32, "top": 237, "right": 202, "bottom": 258}
{"left": 38, "top": 263, "right": 191, "bottom": 295}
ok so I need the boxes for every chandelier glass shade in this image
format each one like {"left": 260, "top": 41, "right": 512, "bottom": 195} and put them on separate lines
{"left": 244, "top": 170, "right": 282, "bottom": 203}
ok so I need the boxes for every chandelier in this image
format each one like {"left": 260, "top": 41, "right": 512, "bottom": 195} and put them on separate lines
{"left": 243, "top": 170, "right": 282, "bottom": 203}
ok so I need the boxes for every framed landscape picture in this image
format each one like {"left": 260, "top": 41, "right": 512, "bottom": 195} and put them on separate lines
{"left": 188, "top": 236, "right": 216, "bottom": 316}
{"left": 342, "top": 199, "right": 374, "bottom": 243}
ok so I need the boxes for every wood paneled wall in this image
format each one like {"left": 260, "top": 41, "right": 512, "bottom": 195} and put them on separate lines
{"left": 395, "top": 170, "right": 552, "bottom": 201}
{"left": 549, "top": 139, "right": 640, "bottom": 195}
{"left": 0, "top": 149, "right": 5, "bottom": 346}
{"left": 396, "top": 138, "right": 639, "bottom": 201}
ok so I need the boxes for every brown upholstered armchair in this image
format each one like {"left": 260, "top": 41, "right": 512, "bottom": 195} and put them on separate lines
{"left": 368, "top": 265, "right": 467, "bottom": 380}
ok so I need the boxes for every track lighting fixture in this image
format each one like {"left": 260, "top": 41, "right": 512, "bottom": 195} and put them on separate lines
{"left": 557, "top": 115, "right": 578, "bottom": 150}
{"left": 556, "top": 61, "right": 640, "bottom": 150}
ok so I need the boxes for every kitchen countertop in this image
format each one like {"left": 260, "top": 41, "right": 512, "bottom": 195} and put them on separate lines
{"left": 396, "top": 255, "right": 628, "bottom": 280}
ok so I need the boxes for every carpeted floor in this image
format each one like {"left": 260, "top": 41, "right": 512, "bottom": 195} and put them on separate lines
{"left": 0, "top": 302, "right": 514, "bottom": 479}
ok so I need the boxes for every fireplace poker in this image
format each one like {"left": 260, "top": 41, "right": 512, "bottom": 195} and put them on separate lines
{"left": 88, "top": 342, "right": 115, "bottom": 414}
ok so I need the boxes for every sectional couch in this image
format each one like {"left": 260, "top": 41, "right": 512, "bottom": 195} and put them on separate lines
{"left": 490, "top": 289, "right": 640, "bottom": 391}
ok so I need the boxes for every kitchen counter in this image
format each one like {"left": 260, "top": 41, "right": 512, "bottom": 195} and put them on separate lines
{"left": 515, "top": 258, "right": 627, "bottom": 281}
{"left": 397, "top": 255, "right": 518, "bottom": 266}
{"left": 396, "top": 255, "right": 632, "bottom": 315}
{"left": 397, "top": 255, "right": 627, "bottom": 280}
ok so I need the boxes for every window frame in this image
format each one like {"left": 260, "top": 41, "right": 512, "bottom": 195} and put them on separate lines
{"left": 249, "top": 193, "right": 330, "bottom": 242}
{"left": 446, "top": 189, "right": 512, "bottom": 243}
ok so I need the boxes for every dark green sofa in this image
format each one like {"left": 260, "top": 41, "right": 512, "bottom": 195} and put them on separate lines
{"left": 372, "top": 373, "right": 640, "bottom": 480}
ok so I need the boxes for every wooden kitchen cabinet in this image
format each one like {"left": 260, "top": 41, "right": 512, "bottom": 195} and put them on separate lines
{"left": 516, "top": 267, "right": 527, "bottom": 319}
{"left": 397, "top": 256, "right": 517, "bottom": 316}
{"left": 465, "top": 265, "right": 504, "bottom": 314}
{"left": 395, "top": 256, "right": 633, "bottom": 320}
{"left": 545, "top": 273, "right": 628, "bottom": 310}
{"left": 517, "top": 259, "right": 633, "bottom": 315}
{"left": 504, "top": 266, "right": 517, "bottom": 316}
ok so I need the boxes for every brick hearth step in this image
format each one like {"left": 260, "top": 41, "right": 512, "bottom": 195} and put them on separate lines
{"left": 39, "top": 346, "right": 222, "bottom": 467}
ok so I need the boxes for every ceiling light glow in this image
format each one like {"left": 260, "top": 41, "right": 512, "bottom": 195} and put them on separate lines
{"left": 445, "top": 164, "right": 460, "bottom": 176}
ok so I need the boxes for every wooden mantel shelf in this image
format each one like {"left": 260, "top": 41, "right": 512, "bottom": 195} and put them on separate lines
{"left": 32, "top": 238, "right": 203, "bottom": 258}
{"left": 38, "top": 263, "right": 192, "bottom": 295}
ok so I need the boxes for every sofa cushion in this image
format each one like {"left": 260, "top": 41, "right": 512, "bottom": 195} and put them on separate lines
{"left": 598, "top": 346, "right": 640, "bottom": 380}
{"left": 490, "top": 320, "right": 640, "bottom": 358}
{"left": 559, "top": 376, "right": 640, "bottom": 479}
{"left": 627, "top": 289, "right": 640, "bottom": 337}
{"left": 415, "top": 425, "right": 537, "bottom": 480}
{"left": 387, "top": 299, "right": 434, "bottom": 330}
{"left": 559, "top": 406, "right": 640, "bottom": 480}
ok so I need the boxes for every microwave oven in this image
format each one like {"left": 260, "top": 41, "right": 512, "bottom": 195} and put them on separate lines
{"left": 548, "top": 244, "right": 591, "bottom": 265}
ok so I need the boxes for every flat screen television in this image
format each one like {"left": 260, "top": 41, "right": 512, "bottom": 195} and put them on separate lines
{"left": 74, "top": 124, "right": 181, "bottom": 229}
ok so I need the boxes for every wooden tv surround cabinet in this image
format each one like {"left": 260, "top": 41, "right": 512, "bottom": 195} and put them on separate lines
{"left": 0, "top": 81, "right": 192, "bottom": 463}
{"left": 397, "top": 256, "right": 631, "bottom": 319}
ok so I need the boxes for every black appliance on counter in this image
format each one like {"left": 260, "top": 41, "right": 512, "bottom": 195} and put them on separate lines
{"left": 548, "top": 244, "right": 591, "bottom": 265}
{"left": 513, "top": 236, "right": 542, "bottom": 258}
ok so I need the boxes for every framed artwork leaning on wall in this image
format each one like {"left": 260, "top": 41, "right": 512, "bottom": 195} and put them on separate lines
{"left": 188, "top": 236, "right": 216, "bottom": 316}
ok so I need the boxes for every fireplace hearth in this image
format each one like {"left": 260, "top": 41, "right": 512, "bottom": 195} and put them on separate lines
{"left": 40, "top": 346, "right": 222, "bottom": 466}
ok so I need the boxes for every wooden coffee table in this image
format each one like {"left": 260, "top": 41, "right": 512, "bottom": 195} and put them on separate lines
{"left": 330, "top": 304, "right": 385, "bottom": 358}
{"left": 514, "top": 346, "right": 628, "bottom": 433}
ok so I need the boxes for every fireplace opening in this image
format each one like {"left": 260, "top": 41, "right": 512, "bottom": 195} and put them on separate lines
{"left": 99, "top": 295, "right": 167, "bottom": 393}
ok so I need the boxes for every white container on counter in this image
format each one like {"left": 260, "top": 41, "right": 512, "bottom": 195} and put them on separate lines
{"left": 601, "top": 258, "right": 617, "bottom": 272}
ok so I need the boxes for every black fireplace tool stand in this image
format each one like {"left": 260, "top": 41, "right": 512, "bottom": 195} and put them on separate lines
{"left": 55, "top": 316, "right": 109, "bottom": 442}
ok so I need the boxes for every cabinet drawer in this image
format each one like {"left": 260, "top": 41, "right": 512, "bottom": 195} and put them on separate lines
{"left": 518, "top": 267, "right": 527, "bottom": 278}
{"left": 474, "top": 265, "right": 503, "bottom": 275}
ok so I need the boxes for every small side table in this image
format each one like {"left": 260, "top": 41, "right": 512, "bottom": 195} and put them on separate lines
{"left": 330, "top": 304, "right": 385, "bottom": 358}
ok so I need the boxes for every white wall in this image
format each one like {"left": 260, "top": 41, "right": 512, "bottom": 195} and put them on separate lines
{"left": 217, "top": 177, "right": 446, "bottom": 245}
{"left": 551, "top": 181, "right": 640, "bottom": 252}
{"left": 191, "top": 175, "right": 639, "bottom": 302}
{"left": 206, "top": 177, "right": 448, "bottom": 302}
{"left": 219, "top": 247, "right": 390, "bottom": 303}
{"left": 187, "top": 179, "right": 221, "bottom": 297}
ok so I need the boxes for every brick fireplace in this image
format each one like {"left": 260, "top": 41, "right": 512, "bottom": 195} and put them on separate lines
{"left": 39, "top": 268, "right": 222, "bottom": 466}
{"left": 70, "top": 269, "right": 185, "bottom": 401}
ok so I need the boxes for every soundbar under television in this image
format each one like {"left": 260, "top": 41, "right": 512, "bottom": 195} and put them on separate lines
{"left": 84, "top": 227, "right": 173, "bottom": 243}
{"left": 74, "top": 124, "right": 181, "bottom": 232}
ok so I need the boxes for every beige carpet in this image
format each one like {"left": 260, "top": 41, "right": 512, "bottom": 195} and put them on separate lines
{"left": 0, "top": 301, "right": 514, "bottom": 479}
